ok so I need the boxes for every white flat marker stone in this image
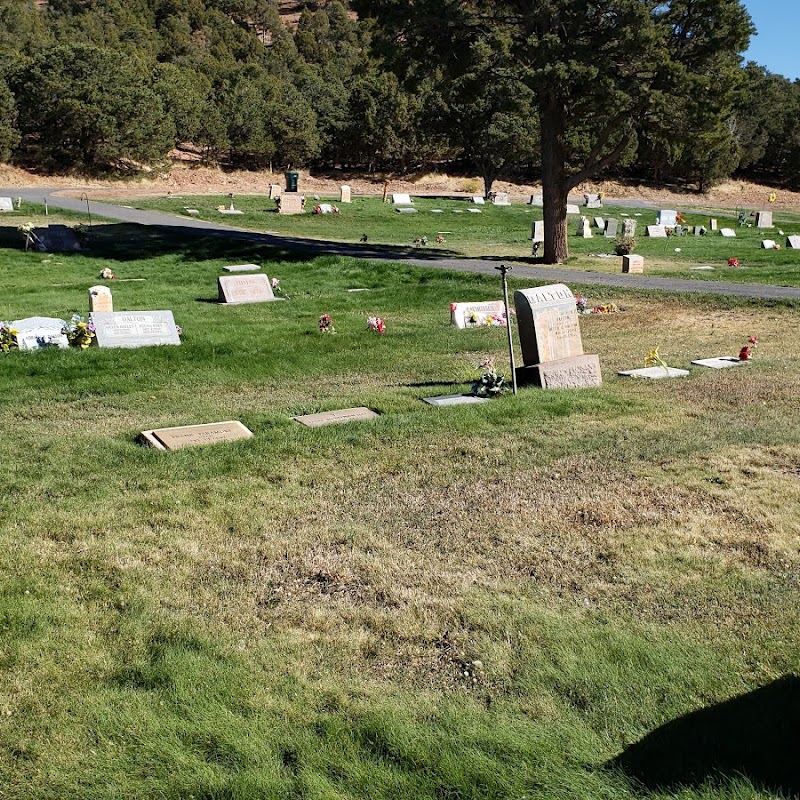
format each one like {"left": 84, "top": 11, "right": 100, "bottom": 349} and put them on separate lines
{"left": 218, "top": 209, "right": 244, "bottom": 215}
{"left": 292, "top": 408, "right": 380, "bottom": 427}
{"left": 468, "top": 208, "right": 482, "bottom": 213}
{"left": 347, "top": 288, "right": 370, "bottom": 292}
{"left": 431, "top": 209, "right": 444, "bottom": 213}
{"left": 691, "top": 357, "right": 747, "bottom": 369}
{"left": 689, "top": 266, "right": 715, "bottom": 271}
{"left": 618, "top": 367, "right": 690, "bottom": 379}
{"left": 223, "top": 263, "right": 261, "bottom": 272}
{"left": 423, "top": 394, "right": 490, "bottom": 407}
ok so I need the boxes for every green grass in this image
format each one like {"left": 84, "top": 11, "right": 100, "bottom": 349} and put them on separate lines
{"left": 110, "top": 193, "right": 800, "bottom": 286}
{"left": 1, "top": 226, "right": 799, "bottom": 799}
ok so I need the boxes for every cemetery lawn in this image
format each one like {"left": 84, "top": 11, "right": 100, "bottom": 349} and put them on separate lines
{"left": 116, "top": 194, "right": 800, "bottom": 287}
{"left": 1, "top": 225, "right": 799, "bottom": 800}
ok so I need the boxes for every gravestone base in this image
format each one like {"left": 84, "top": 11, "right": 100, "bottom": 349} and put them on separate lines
{"left": 515, "top": 354, "right": 602, "bottom": 389}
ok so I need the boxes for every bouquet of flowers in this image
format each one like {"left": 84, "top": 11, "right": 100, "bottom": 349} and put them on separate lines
{"left": 575, "top": 295, "right": 588, "bottom": 313}
{"left": 270, "top": 277, "right": 282, "bottom": 295}
{"left": 0, "top": 322, "right": 18, "bottom": 353}
{"left": 739, "top": 336, "right": 758, "bottom": 361}
{"left": 471, "top": 357, "right": 506, "bottom": 398}
{"left": 591, "top": 303, "right": 619, "bottom": 314}
{"left": 318, "top": 313, "right": 335, "bottom": 334}
{"left": 366, "top": 316, "right": 386, "bottom": 334}
{"left": 727, "top": 257, "right": 740, "bottom": 268}
{"left": 99, "top": 267, "right": 115, "bottom": 280}
{"left": 645, "top": 346, "right": 669, "bottom": 372}
{"left": 62, "top": 314, "right": 95, "bottom": 349}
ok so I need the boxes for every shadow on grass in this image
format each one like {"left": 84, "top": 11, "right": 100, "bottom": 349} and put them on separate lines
{"left": 609, "top": 674, "right": 800, "bottom": 797}
{"left": 1, "top": 219, "right": 504, "bottom": 266}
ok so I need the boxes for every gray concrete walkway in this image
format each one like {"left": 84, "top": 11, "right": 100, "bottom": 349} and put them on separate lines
{"left": 6, "top": 187, "right": 800, "bottom": 301}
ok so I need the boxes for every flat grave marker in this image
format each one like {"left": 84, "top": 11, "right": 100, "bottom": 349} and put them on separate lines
{"left": 450, "top": 300, "right": 506, "bottom": 329}
{"left": 618, "top": 367, "right": 689, "bottom": 379}
{"left": 761, "top": 239, "right": 777, "bottom": 249}
{"left": 720, "top": 228, "right": 736, "bottom": 237}
{"left": 691, "top": 357, "right": 746, "bottom": 369}
{"left": 217, "top": 273, "right": 278, "bottom": 305}
{"left": 292, "top": 407, "right": 380, "bottom": 427}
{"left": 423, "top": 394, "right": 490, "bottom": 407}
{"left": 140, "top": 421, "right": 254, "bottom": 450}
{"left": 91, "top": 310, "right": 181, "bottom": 349}
{"left": 223, "top": 263, "right": 261, "bottom": 272}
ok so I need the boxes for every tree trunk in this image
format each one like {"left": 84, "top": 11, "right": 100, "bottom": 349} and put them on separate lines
{"left": 539, "top": 96, "right": 569, "bottom": 264}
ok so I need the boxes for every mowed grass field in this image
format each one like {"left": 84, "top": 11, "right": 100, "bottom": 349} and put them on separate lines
{"left": 1, "top": 218, "right": 799, "bottom": 799}
{"left": 116, "top": 192, "right": 800, "bottom": 286}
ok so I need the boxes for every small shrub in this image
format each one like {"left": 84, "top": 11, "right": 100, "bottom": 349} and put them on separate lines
{"left": 459, "top": 178, "right": 481, "bottom": 195}
{"left": 614, "top": 236, "right": 635, "bottom": 255}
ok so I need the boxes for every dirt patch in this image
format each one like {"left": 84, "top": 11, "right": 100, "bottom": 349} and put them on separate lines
{"left": 3, "top": 161, "right": 798, "bottom": 212}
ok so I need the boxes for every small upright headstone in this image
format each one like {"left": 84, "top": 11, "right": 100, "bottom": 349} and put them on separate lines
{"left": 10, "top": 316, "right": 69, "bottom": 350}
{"left": 577, "top": 216, "right": 592, "bottom": 238}
{"left": 529, "top": 194, "right": 543, "bottom": 206}
{"left": 622, "top": 255, "right": 644, "bottom": 273}
{"left": 720, "top": 228, "right": 736, "bottom": 238}
{"left": 392, "top": 193, "right": 413, "bottom": 205}
{"left": 623, "top": 219, "right": 637, "bottom": 238}
{"left": 566, "top": 204, "right": 580, "bottom": 215}
{"left": 472, "top": 196, "right": 485, "bottom": 205}
{"left": 761, "top": 239, "right": 777, "bottom": 250}
{"left": 647, "top": 225, "right": 667, "bottom": 238}
{"left": 756, "top": 210, "right": 773, "bottom": 228}
{"left": 531, "top": 219, "right": 544, "bottom": 244}
{"left": 674, "top": 225, "right": 683, "bottom": 236}
{"left": 0, "top": 197, "right": 14, "bottom": 212}
{"left": 695, "top": 226, "right": 706, "bottom": 236}
{"left": 593, "top": 216, "right": 605, "bottom": 230}
{"left": 492, "top": 192, "right": 511, "bottom": 206}
{"left": 604, "top": 219, "right": 619, "bottom": 238}
{"left": 709, "top": 218, "right": 718, "bottom": 231}
{"left": 217, "top": 273, "right": 278, "bottom": 305}
{"left": 657, "top": 210, "right": 677, "bottom": 227}
{"left": 269, "top": 184, "right": 282, "bottom": 200}
{"left": 786, "top": 235, "right": 800, "bottom": 249}
{"left": 278, "top": 194, "right": 304, "bottom": 215}
{"left": 88, "top": 285, "right": 113, "bottom": 313}
{"left": 340, "top": 185, "right": 351, "bottom": 203}
{"left": 513, "top": 284, "right": 601, "bottom": 389}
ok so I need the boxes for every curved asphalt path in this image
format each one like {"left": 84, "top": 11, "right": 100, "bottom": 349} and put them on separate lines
{"left": 7, "top": 187, "right": 800, "bottom": 301}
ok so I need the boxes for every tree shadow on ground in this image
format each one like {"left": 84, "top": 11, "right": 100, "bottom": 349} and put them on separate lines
{"left": 609, "top": 674, "right": 800, "bottom": 798}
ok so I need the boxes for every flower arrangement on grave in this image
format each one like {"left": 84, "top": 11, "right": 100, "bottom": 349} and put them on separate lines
{"left": 575, "top": 295, "right": 587, "bottom": 313}
{"left": 727, "top": 257, "right": 740, "bottom": 268}
{"left": 366, "top": 316, "right": 386, "bottom": 334}
{"left": 62, "top": 314, "right": 95, "bottom": 349}
{"left": 676, "top": 213, "right": 687, "bottom": 224}
{"left": 591, "top": 303, "right": 619, "bottom": 314}
{"left": 614, "top": 236, "right": 635, "bottom": 256}
{"left": 470, "top": 357, "right": 506, "bottom": 398}
{"left": 99, "top": 267, "right": 115, "bottom": 280}
{"left": 0, "top": 322, "right": 18, "bottom": 353}
{"left": 318, "top": 313, "right": 335, "bottom": 334}
{"left": 645, "top": 346, "right": 669, "bottom": 372}
{"left": 270, "top": 277, "right": 282, "bottom": 295}
{"left": 738, "top": 336, "right": 758, "bottom": 361}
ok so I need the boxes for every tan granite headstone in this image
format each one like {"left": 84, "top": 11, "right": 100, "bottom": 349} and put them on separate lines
{"left": 217, "top": 273, "right": 277, "bottom": 304}
{"left": 340, "top": 185, "right": 351, "bottom": 203}
{"left": 140, "top": 421, "right": 253, "bottom": 450}
{"left": 513, "top": 284, "right": 601, "bottom": 389}
{"left": 269, "top": 184, "right": 281, "bottom": 199}
{"left": 622, "top": 255, "right": 644, "bottom": 273}
{"left": 278, "top": 193, "right": 304, "bottom": 214}
{"left": 292, "top": 407, "right": 380, "bottom": 427}
{"left": 88, "top": 285, "right": 113, "bottom": 312}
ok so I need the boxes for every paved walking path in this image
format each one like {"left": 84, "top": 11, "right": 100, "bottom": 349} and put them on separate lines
{"left": 7, "top": 187, "right": 800, "bottom": 301}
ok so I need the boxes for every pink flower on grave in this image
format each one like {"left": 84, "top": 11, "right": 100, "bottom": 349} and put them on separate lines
{"left": 739, "top": 336, "right": 758, "bottom": 361}
{"left": 727, "top": 258, "right": 739, "bottom": 268}
{"left": 366, "top": 316, "right": 386, "bottom": 334}
{"left": 319, "top": 313, "right": 335, "bottom": 334}
{"left": 450, "top": 303, "right": 457, "bottom": 312}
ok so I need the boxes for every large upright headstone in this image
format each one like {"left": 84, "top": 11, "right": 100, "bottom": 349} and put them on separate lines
{"left": 604, "top": 218, "right": 619, "bottom": 238}
{"left": 577, "top": 216, "right": 592, "bottom": 238}
{"left": 531, "top": 219, "right": 544, "bottom": 243}
{"left": 623, "top": 219, "right": 637, "bottom": 238}
{"left": 35, "top": 225, "right": 81, "bottom": 252}
{"left": 756, "top": 210, "right": 773, "bottom": 228}
{"left": 217, "top": 273, "right": 278, "bottom": 304}
{"left": 91, "top": 311, "right": 181, "bottom": 348}
{"left": 513, "top": 284, "right": 601, "bottom": 389}
{"left": 657, "top": 210, "right": 677, "bottom": 227}
{"left": 584, "top": 193, "right": 602, "bottom": 208}
{"left": 88, "top": 285, "right": 113, "bottom": 313}
{"left": 11, "top": 316, "right": 69, "bottom": 350}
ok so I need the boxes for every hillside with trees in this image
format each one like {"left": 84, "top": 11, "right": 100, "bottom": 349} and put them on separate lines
{"left": 0, "top": 0, "right": 798, "bottom": 208}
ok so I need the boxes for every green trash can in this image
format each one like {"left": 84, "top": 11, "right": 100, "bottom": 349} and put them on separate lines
{"left": 285, "top": 171, "right": 299, "bottom": 192}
